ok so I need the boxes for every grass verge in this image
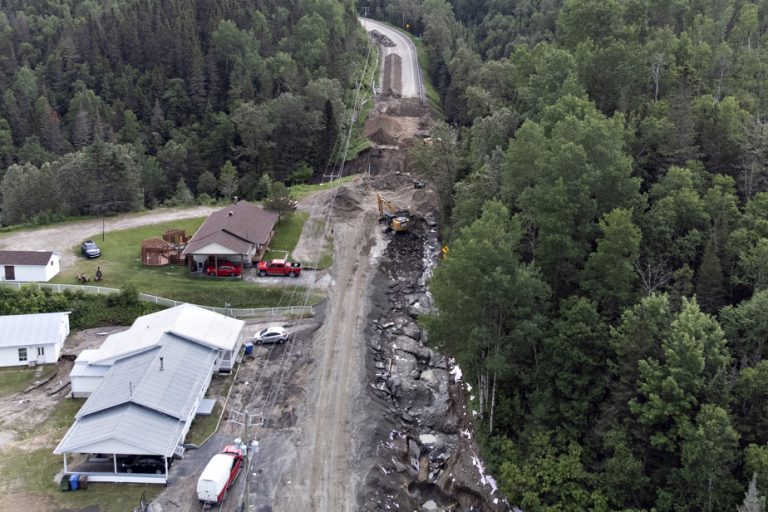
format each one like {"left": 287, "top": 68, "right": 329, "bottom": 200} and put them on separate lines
{"left": 185, "top": 402, "right": 222, "bottom": 446}
{"left": 289, "top": 175, "right": 357, "bottom": 199}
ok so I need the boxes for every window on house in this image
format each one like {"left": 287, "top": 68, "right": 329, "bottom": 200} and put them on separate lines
{"left": 37, "top": 347, "right": 45, "bottom": 357}
{"left": 18, "top": 348, "right": 27, "bottom": 362}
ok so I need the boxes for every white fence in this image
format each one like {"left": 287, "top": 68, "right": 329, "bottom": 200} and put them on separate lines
{"left": 0, "top": 282, "right": 313, "bottom": 319}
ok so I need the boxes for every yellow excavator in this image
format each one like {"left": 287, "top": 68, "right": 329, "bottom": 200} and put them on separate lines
{"left": 377, "top": 193, "right": 411, "bottom": 232}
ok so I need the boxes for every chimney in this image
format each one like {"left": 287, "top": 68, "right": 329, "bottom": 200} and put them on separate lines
{"left": 228, "top": 211, "right": 233, "bottom": 217}
{"left": 129, "top": 381, "right": 133, "bottom": 395}
{"left": 160, "top": 356, "right": 164, "bottom": 371}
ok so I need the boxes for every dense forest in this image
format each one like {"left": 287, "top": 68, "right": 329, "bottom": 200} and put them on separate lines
{"left": 367, "top": 0, "right": 768, "bottom": 510}
{"left": 0, "top": 0, "right": 365, "bottom": 225}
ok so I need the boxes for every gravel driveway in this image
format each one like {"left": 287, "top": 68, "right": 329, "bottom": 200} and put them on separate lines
{"left": 0, "top": 205, "right": 220, "bottom": 271}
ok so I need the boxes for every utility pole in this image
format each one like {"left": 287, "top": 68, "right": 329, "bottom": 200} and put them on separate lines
{"left": 244, "top": 413, "right": 250, "bottom": 512}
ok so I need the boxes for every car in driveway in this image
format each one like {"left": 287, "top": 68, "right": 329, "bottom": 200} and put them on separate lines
{"left": 81, "top": 240, "right": 101, "bottom": 258}
{"left": 120, "top": 455, "right": 171, "bottom": 474}
{"left": 206, "top": 265, "right": 241, "bottom": 277}
{"left": 254, "top": 326, "right": 289, "bottom": 345}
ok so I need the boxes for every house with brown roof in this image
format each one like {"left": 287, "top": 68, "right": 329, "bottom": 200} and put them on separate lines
{"left": 0, "top": 250, "right": 61, "bottom": 282}
{"left": 181, "top": 200, "right": 279, "bottom": 274}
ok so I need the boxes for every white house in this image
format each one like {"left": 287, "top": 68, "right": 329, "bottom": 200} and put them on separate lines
{"left": 0, "top": 251, "right": 61, "bottom": 282}
{"left": 55, "top": 336, "right": 218, "bottom": 484}
{"left": 70, "top": 304, "right": 244, "bottom": 397}
{"left": 0, "top": 312, "right": 71, "bottom": 367}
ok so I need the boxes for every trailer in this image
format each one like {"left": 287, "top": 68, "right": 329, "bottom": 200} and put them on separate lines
{"left": 196, "top": 445, "right": 244, "bottom": 505}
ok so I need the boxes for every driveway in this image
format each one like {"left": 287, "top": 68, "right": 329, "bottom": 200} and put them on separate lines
{"left": 0, "top": 205, "right": 220, "bottom": 271}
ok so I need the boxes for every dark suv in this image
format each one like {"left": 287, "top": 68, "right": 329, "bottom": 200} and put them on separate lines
{"left": 121, "top": 456, "right": 170, "bottom": 474}
{"left": 81, "top": 240, "right": 101, "bottom": 258}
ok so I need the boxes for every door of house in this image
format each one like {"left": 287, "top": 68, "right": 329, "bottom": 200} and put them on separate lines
{"left": 4, "top": 265, "right": 15, "bottom": 280}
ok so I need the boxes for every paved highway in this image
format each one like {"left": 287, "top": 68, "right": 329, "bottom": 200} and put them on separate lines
{"left": 359, "top": 17, "right": 424, "bottom": 101}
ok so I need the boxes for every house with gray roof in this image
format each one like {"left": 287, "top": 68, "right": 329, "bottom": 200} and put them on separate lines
{"left": 70, "top": 303, "right": 244, "bottom": 397}
{"left": 182, "top": 200, "right": 278, "bottom": 273}
{"left": 54, "top": 335, "right": 218, "bottom": 484}
{"left": 0, "top": 312, "right": 70, "bottom": 367}
{"left": 0, "top": 250, "right": 60, "bottom": 282}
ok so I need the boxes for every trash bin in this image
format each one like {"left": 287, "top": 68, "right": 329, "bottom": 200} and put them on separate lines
{"left": 69, "top": 473, "right": 80, "bottom": 491}
{"left": 59, "top": 474, "right": 70, "bottom": 491}
{"left": 244, "top": 343, "right": 253, "bottom": 355}
{"left": 78, "top": 474, "right": 88, "bottom": 490}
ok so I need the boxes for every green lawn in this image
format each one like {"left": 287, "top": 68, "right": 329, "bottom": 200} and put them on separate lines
{"left": 289, "top": 175, "right": 358, "bottom": 198}
{"left": 0, "top": 367, "right": 55, "bottom": 396}
{"left": 263, "top": 211, "right": 308, "bottom": 261}
{"left": 52, "top": 216, "right": 315, "bottom": 308}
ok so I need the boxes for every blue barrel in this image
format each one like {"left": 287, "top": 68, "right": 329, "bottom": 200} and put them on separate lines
{"left": 69, "top": 473, "right": 80, "bottom": 491}
{"left": 244, "top": 343, "right": 254, "bottom": 355}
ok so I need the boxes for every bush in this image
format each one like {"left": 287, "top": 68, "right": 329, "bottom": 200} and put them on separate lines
{"left": 288, "top": 162, "right": 314, "bottom": 185}
{"left": 0, "top": 286, "right": 161, "bottom": 329}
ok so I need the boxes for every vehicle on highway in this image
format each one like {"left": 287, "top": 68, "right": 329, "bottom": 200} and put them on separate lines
{"left": 254, "top": 326, "right": 289, "bottom": 345}
{"left": 197, "top": 445, "right": 244, "bottom": 505}
{"left": 257, "top": 258, "right": 302, "bottom": 277}
{"left": 121, "top": 455, "right": 170, "bottom": 474}
{"left": 206, "top": 264, "right": 241, "bottom": 277}
{"left": 81, "top": 240, "right": 101, "bottom": 258}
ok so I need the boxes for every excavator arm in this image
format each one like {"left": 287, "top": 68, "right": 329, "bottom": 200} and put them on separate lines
{"left": 376, "top": 193, "right": 411, "bottom": 232}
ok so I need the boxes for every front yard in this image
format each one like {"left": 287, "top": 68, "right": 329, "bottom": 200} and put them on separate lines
{"left": 51, "top": 214, "right": 319, "bottom": 308}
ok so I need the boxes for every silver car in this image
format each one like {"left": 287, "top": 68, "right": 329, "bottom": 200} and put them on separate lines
{"left": 254, "top": 326, "right": 289, "bottom": 345}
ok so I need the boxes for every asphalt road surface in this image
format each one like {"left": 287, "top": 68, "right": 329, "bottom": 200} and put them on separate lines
{"left": 360, "top": 18, "right": 424, "bottom": 101}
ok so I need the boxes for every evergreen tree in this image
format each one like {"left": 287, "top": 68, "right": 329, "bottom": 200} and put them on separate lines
{"left": 696, "top": 235, "right": 727, "bottom": 314}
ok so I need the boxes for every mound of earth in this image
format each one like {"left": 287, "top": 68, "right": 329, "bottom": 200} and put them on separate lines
{"left": 333, "top": 186, "right": 365, "bottom": 215}
{"left": 365, "top": 116, "right": 399, "bottom": 137}
{"left": 368, "top": 127, "right": 397, "bottom": 146}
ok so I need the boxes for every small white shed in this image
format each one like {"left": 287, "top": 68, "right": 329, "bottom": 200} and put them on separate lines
{"left": 0, "top": 312, "right": 71, "bottom": 367}
{"left": 0, "top": 251, "right": 61, "bottom": 282}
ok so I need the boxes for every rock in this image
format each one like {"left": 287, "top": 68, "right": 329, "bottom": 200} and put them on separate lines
{"left": 420, "top": 369, "right": 435, "bottom": 383}
{"left": 382, "top": 321, "right": 395, "bottom": 329}
{"left": 418, "top": 454, "right": 430, "bottom": 482}
{"left": 419, "top": 433, "right": 438, "bottom": 446}
{"left": 402, "top": 322, "right": 422, "bottom": 340}
{"left": 408, "top": 439, "right": 421, "bottom": 461}
{"left": 401, "top": 412, "right": 415, "bottom": 423}
{"left": 394, "top": 335, "right": 430, "bottom": 362}
{"left": 392, "top": 458, "right": 408, "bottom": 473}
{"left": 422, "top": 500, "right": 438, "bottom": 510}
{"left": 410, "top": 369, "right": 421, "bottom": 380}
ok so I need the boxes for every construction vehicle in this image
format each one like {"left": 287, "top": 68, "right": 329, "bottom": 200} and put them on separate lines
{"left": 377, "top": 193, "right": 411, "bottom": 232}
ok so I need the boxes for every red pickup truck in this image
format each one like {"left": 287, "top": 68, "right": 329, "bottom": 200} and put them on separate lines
{"left": 257, "top": 259, "right": 302, "bottom": 277}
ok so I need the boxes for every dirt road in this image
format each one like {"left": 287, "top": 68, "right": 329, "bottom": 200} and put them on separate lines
{"left": 0, "top": 205, "right": 219, "bottom": 270}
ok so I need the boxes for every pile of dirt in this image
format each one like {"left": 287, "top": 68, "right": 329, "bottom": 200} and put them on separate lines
{"left": 382, "top": 54, "right": 402, "bottom": 98}
{"left": 332, "top": 186, "right": 365, "bottom": 215}
{"left": 368, "top": 127, "right": 397, "bottom": 146}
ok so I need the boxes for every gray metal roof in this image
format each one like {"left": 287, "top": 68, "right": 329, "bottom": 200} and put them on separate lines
{"left": 0, "top": 312, "right": 69, "bottom": 348}
{"left": 54, "top": 403, "right": 186, "bottom": 456}
{"left": 77, "top": 334, "right": 217, "bottom": 420}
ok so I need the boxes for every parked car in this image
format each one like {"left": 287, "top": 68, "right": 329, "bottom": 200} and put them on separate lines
{"left": 254, "top": 326, "right": 289, "bottom": 345}
{"left": 206, "top": 265, "right": 241, "bottom": 277}
{"left": 197, "top": 445, "right": 244, "bottom": 505}
{"left": 81, "top": 240, "right": 101, "bottom": 258}
{"left": 121, "top": 455, "right": 171, "bottom": 474}
{"left": 257, "top": 259, "right": 302, "bottom": 277}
